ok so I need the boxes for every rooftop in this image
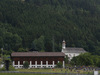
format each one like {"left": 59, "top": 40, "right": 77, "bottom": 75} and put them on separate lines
{"left": 11, "top": 52, "right": 65, "bottom": 57}
{"left": 62, "top": 47, "right": 86, "bottom": 53}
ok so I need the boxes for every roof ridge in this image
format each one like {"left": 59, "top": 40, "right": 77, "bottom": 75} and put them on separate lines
{"left": 11, "top": 52, "right": 65, "bottom": 57}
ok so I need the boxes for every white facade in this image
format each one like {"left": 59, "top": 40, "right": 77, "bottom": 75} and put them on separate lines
{"left": 62, "top": 40, "right": 86, "bottom": 61}
{"left": 12, "top": 61, "right": 65, "bottom": 69}
{"left": 64, "top": 53, "right": 80, "bottom": 61}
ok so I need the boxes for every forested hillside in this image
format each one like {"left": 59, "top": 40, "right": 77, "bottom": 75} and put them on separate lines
{"left": 0, "top": 0, "right": 100, "bottom": 55}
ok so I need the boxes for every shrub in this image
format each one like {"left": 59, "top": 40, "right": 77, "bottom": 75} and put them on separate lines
{"left": 9, "top": 65, "right": 16, "bottom": 71}
{"left": 0, "top": 65, "right": 16, "bottom": 71}
{"left": 23, "top": 61, "right": 29, "bottom": 69}
{"left": 0, "top": 66, "right": 6, "bottom": 71}
{"left": 56, "top": 62, "right": 62, "bottom": 68}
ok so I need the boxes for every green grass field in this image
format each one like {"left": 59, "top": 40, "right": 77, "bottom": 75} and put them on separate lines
{"left": 17, "top": 68, "right": 66, "bottom": 73}
{"left": 0, "top": 68, "right": 99, "bottom": 75}
{"left": 16, "top": 68, "right": 95, "bottom": 74}
{"left": 0, "top": 73, "right": 58, "bottom": 75}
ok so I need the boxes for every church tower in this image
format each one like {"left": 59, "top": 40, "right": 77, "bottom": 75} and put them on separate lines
{"left": 62, "top": 40, "right": 66, "bottom": 52}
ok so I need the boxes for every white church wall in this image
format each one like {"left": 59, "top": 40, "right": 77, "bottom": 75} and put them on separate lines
{"left": 65, "top": 53, "right": 80, "bottom": 60}
{"left": 61, "top": 40, "right": 86, "bottom": 61}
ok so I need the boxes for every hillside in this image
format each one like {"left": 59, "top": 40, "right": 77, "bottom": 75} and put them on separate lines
{"left": 0, "top": 0, "right": 100, "bottom": 55}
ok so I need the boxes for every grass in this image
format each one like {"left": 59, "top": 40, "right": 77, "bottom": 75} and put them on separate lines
{"left": 16, "top": 68, "right": 95, "bottom": 74}
{"left": 17, "top": 68, "right": 66, "bottom": 73}
{"left": 0, "top": 68, "right": 99, "bottom": 75}
{"left": 0, "top": 69, "right": 99, "bottom": 75}
{"left": 0, "top": 73, "right": 58, "bottom": 75}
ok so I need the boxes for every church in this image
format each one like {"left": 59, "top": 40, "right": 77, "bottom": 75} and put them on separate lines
{"left": 61, "top": 40, "right": 86, "bottom": 61}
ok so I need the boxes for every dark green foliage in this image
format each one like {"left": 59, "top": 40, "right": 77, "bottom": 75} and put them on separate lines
{"left": 18, "top": 48, "right": 28, "bottom": 52}
{"left": 9, "top": 65, "right": 16, "bottom": 71}
{"left": 64, "top": 55, "right": 69, "bottom": 64}
{"left": 70, "top": 53, "right": 100, "bottom": 67}
{"left": 32, "top": 36, "right": 45, "bottom": 51}
{"left": 0, "top": 66, "right": 6, "bottom": 71}
{"left": 56, "top": 62, "right": 62, "bottom": 68}
{"left": 23, "top": 61, "right": 29, "bottom": 69}
{"left": 0, "top": 65, "right": 15, "bottom": 71}
{"left": 5, "top": 60, "right": 9, "bottom": 71}
{"left": 0, "top": 0, "right": 100, "bottom": 55}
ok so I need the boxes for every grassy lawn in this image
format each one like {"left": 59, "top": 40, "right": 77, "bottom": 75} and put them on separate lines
{"left": 17, "top": 68, "right": 66, "bottom": 73}
{"left": 0, "top": 73, "right": 57, "bottom": 75}
{"left": 0, "top": 69, "right": 100, "bottom": 75}
{"left": 16, "top": 68, "right": 95, "bottom": 74}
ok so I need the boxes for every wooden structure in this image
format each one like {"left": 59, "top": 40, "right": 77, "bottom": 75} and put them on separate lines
{"left": 11, "top": 52, "right": 65, "bottom": 68}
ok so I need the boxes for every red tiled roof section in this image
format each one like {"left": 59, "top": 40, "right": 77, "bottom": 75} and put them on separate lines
{"left": 11, "top": 52, "right": 65, "bottom": 57}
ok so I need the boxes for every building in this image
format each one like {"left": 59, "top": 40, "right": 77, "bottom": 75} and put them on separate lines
{"left": 11, "top": 52, "right": 65, "bottom": 69}
{"left": 61, "top": 40, "right": 86, "bottom": 61}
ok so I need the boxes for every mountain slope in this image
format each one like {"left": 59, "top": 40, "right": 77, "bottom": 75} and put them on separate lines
{"left": 0, "top": 0, "right": 100, "bottom": 55}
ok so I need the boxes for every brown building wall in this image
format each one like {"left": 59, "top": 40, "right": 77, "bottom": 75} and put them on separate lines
{"left": 12, "top": 56, "right": 64, "bottom": 65}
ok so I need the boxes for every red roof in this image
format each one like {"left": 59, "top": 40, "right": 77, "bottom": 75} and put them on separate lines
{"left": 11, "top": 52, "right": 65, "bottom": 57}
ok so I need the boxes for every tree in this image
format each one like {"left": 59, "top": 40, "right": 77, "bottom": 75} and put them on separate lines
{"left": 56, "top": 62, "right": 62, "bottom": 68}
{"left": 92, "top": 55, "right": 100, "bottom": 67}
{"left": 0, "top": 37, "right": 3, "bottom": 48}
{"left": 64, "top": 55, "right": 69, "bottom": 64}
{"left": 97, "top": 59, "right": 100, "bottom": 67}
{"left": 3, "top": 32, "right": 22, "bottom": 51}
{"left": 71, "top": 53, "right": 94, "bottom": 66}
{"left": 9, "top": 65, "right": 16, "bottom": 71}
{"left": 23, "top": 61, "right": 29, "bottom": 69}
{"left": 5, "top": 60, "right": 10, "bottom": 71}
{"left": 32, "top": 35, "right": 45, "bottom": 51}
{"left": 12, "top": 34, "right": 22, "bottom": 51}
{"left": 18, "top": 48, "right": 27, "bottom": 52}
{"left": 0, "top": 0, "right": 100, "bottom": 55}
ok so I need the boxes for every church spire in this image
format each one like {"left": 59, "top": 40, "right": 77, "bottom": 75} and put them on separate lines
{"left": 62, "top": 40, "right": 66, "bottom": 49}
